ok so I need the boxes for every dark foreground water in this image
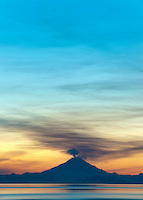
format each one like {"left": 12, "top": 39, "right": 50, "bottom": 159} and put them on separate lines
{"left": 1, "top": 184, "right": 143, "bottom": 200}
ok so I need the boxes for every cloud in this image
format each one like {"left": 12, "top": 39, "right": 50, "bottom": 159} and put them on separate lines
{"left": 59, "top": 78, "right": 143, "bottom": 94}
{"left": 67, "top": 148, "right": 79, "bottom": 157}
{"left": 59, "top": 81, "right": 128, "bottom": 93}
{"left": 0, "top": 117, "right": 143, "bottom": 161}
{"left": 5, "top": 151, "right": 26, "bottom": 157}
{"left": 25, "top": 130, "right": 143, "bottom": 160}
{"left": 0, "top": 158, "right": 9, "bottom": 162}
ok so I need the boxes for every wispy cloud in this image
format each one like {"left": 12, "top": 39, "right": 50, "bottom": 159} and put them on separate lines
{"left": 59, "top": 81, "right": 129, "bottom": 93}
{"left": 59, "top": 76, "right": 143, "bottom": 94}
{"left": 0, "top": 117, "right": 143, "bottom": 160}
{"left": 0, "top": 158, "right": 9, "bottom": 162}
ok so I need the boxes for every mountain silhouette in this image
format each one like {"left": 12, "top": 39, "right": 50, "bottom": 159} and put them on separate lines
{"left": 40, "top": 157, "right": 108, "bottom": 183}
{"left": 0, "top": 157, "right": 143, "bottom": 183}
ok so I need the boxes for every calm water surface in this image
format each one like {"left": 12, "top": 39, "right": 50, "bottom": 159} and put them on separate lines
{"left": 0, "top": 184, "right": 143, "bottom": 200}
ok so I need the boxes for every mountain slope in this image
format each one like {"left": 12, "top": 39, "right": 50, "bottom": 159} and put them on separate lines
{"left": 40, "top": 157, "right": 108, "bottom": 183}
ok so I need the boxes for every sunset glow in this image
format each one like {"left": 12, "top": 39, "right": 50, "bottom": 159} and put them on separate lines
{"left": 0, "top": 0, "right": 143, "bottom": 175}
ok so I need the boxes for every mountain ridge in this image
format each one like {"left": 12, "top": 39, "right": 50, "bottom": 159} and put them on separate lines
{"left": 0, "top": 157, "right": 143, "bottom": 183}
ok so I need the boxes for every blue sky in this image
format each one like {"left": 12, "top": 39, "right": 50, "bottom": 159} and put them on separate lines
{"left": 0, "top": 0, "right": 143, "bottom": 174}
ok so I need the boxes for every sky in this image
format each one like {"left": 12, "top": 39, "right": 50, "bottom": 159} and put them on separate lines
{"left": 0, "top": 0, "right": 143, "bottom": 175}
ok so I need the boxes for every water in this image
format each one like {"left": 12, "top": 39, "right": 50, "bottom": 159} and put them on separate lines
{"left": 1, "top": 184, "right": 143, "bottom": 200}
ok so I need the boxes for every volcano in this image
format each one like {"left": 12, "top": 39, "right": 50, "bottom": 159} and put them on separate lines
{"left": 0, "top": 157, "right": 143, "bottom": 183}
{"left": 40, "top": 156, "right": 108, "bottom": 183}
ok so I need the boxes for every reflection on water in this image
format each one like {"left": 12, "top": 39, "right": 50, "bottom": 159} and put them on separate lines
{"left": 0, "top": 184, "right": 143, "bottom": 199}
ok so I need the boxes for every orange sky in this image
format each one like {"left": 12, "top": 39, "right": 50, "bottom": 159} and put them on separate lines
{"left": 1, "top": 132, "right": 143, "bottom": 175}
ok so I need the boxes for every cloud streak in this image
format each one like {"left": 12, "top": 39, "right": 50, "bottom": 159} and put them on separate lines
{"left": 29, "top": 130, "right": 143, "bottom": 160}
{"left": 0, "top": 117, "right": 143, "bottom": 160}
{"left": 59, "top": 78, "right": 143, "bottom": 95}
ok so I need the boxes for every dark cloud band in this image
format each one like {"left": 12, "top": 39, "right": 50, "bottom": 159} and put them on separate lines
{"left": 0, "top": 117, "right": 143, "bottom": 160}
